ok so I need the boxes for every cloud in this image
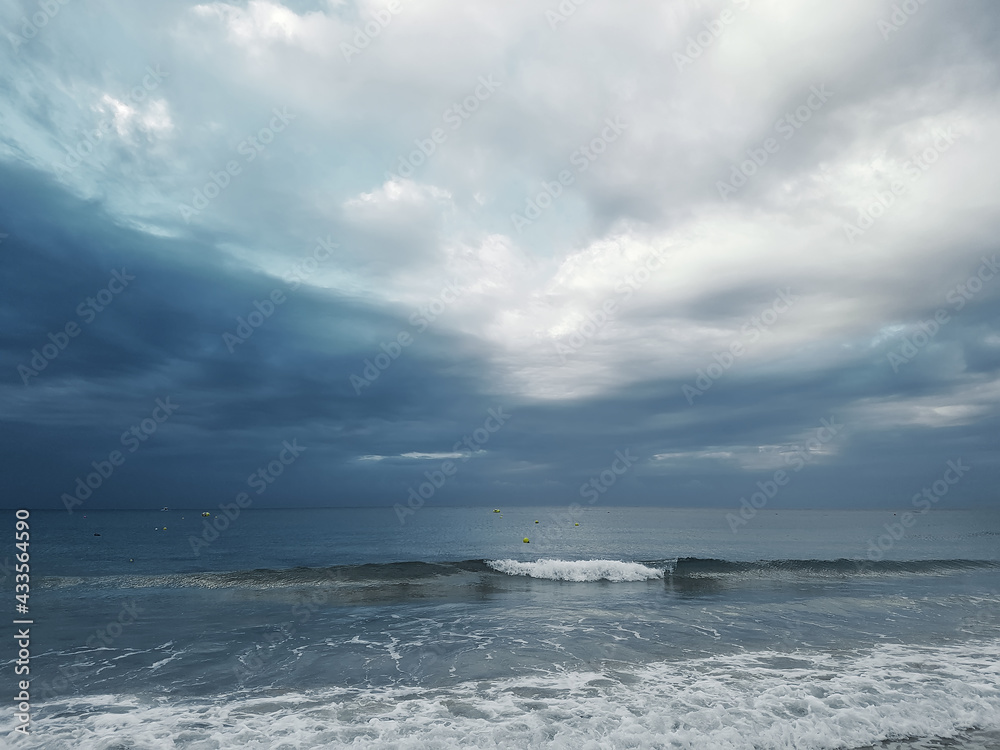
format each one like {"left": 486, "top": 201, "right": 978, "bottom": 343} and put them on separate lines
{"left": 0, "top": 0, "right": 998, "bottom": 509}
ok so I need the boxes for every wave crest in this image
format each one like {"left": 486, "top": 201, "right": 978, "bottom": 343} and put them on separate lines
{"left": 486, "top": 558, "right": 664, "bottom": 582}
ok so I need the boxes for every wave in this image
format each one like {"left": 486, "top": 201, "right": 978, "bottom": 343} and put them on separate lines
{"left": 665, "top": 557, "right": 1000, "bottom": 578}
{"left": 38, "top": 557, "right": 1000, "bottom": 591}
{"left": 38, "top": 560, "right": 490, "bottom": 590}
{"left": 7, "top": 641, "right": 1000, "bottom": 749}
{"left": 486, "top": 558, "right": 664, "bottom": 581}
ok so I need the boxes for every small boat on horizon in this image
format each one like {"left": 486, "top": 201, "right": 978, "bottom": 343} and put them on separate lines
{"left": 160, "top": 506, "right": 169, "bottom": 512}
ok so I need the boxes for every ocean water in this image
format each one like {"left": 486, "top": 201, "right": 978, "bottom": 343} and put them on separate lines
{"left": 4, "top": 506, "right": 1000, "bottom": 749}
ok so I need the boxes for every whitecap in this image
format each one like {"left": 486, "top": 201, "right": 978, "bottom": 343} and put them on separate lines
{"left": 486, "top": 558, "right": 664, "bottom": 582}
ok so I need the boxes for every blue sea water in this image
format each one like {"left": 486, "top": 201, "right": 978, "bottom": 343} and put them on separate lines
{"left": 4, "top": 506, "right": 1000, "bottom": 749}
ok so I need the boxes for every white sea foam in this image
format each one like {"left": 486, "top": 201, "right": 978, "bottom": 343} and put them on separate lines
{"left": 486, "top": 558, "right": 665, "bottom": 582}
{"left": 6, "top": 641, "right": 1000, "bottom": 750}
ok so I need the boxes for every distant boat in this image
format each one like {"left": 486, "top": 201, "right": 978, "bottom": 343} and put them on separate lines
{"left": 160, "top": 507, "right": 169, "bottom": 512}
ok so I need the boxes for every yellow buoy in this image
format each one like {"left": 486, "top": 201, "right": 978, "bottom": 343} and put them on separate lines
{"left": 523, "top": 537, "right": 530, "bottom": 543}
{"left": 574, "top": 523, "right": 579, "bottom": 526}
{"left": 534, "top": 520, "right": 539, "bottom": 523}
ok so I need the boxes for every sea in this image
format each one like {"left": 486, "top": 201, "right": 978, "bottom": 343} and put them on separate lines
{"left": 3, "top": 506, "right": 1000, "bottom": 749}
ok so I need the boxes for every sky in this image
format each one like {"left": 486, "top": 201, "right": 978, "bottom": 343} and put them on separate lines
{"left": 1, "top": 0, "right": 998, "bottom": 511}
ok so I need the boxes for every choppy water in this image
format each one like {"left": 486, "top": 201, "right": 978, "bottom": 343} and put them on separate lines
{"left": 4, "top": 507, "right": 999, "bottom": 749}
